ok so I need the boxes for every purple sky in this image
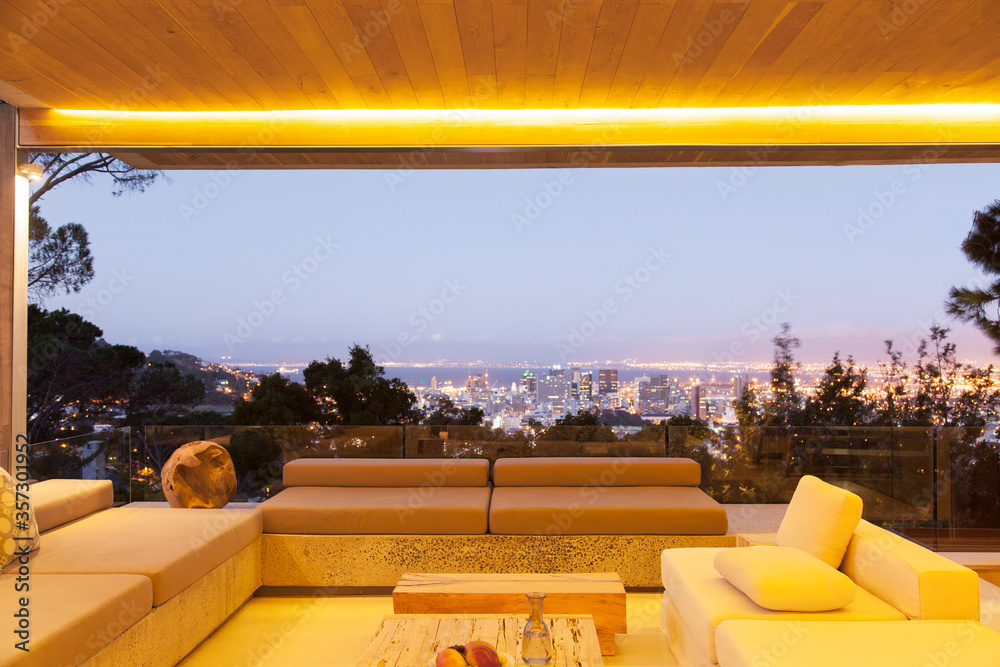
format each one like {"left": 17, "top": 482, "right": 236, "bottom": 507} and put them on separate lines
{"left": 36, "top": 162, "right": 1000, "bottom": 367}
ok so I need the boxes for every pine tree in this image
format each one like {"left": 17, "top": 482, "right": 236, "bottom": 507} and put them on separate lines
{"left": 946, "top": 200, "right": 1000, "bottom": 353}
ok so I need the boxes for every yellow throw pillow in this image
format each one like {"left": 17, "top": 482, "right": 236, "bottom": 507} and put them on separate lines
{"left": 776, "top": 475, "right": 863, "bottom": 568}
{"left": 715, "top": 546, "right": 856, "bottom": 612}
{"left": 0, "top": 467, "right": 40, "bottom": 569}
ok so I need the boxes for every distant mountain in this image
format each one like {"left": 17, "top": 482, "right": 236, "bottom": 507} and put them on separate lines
{"left": 146, "top": 350, "right": 255, "bottom": 408}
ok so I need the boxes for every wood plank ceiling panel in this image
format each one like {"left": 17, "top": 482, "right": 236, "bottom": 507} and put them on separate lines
{"left": 271, "top": 3, "right": 368, "bottom": 108}
{"left": 492, "top": 0, "right": 528, "bottom": 109}
{"left": 737, "top": 0, "right": 851, "bottom": 107}
{"left": 418, "top": 0, "right": 473, "bottom": 108}
{"left": 119, "top": 0, "right": 263, "bottom": 109}
{"left": 603, "top": 0, "right": 674, "bottom": 107}
{"left": 0, "top": 0, "right": 141, "bottom": 108}
{"left": 67, "top": 1, "right": 216, "bottom": 110}
{"left": 525, "top": 0, "right": 565, "bottom": 108}
{"left": 715, "top": 1, "right": 824, "bottom": 106}
{"left": 642, "top": 0, "right": 737, "bottom": 108}
{"left": 303, "top": 0, "right": 393, "bottom": 107}
{"left": 454, "top": 0, "right": 498, "bottom": 107}
{"left": 229, "top": 0, "right": 343, "bottom": 108}
{"left": 342, "top": 0, "right": 419, "bottom": 106}
{"left": 551, "top": 0, "right": 601, "bottom": 109}
{"left": 151, "top": 0, "right": 291, "bottom": 108}
{"left": 576, "top": 0, "right": 640, "bottom": 108}
{"left": 382, "top": 0, "right": 446, "bottom": 108}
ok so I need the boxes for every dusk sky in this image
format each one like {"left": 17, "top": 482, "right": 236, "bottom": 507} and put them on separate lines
{"left": 36, "top": 162, "right": 1000, "bottom": 367}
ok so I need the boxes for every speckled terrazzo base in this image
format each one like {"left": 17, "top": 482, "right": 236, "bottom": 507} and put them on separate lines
{"left": 262, "top": 533, "right": 736, "bottom": 588}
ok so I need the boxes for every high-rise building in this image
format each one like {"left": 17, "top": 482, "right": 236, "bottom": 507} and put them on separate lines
{"left": 536, "top": 376, "right": 571, "bottom": 409}
{"left": 430, "top": 376, "right": 437, "bottom": 390}
{"left": 519, "top": 370, "right": 537, "bottom": 394}
{"left": 598, "top": 369, "right": 618, "bottom": 395}
{"left": 691, "top": 384, "right": 701, "bottom": 420}
{"left": 579, "top": 372, "right": 593, "bottom": 401}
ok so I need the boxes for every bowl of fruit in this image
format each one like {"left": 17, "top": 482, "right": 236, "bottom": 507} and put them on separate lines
{"left": 431, "top": 641, "right": 511, "bottom": 667}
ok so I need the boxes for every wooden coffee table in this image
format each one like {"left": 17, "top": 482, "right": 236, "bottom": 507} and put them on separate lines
{"left": 356, "top": 614, "right": 604, "bottom": 666}
{"left": 392, "top": 573, "right": 626, "bottom": 655}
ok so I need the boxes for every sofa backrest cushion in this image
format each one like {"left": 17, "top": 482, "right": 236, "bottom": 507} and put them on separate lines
{"left": 282, "top": 458, "right": 489, "bottom": 487}
{"left": 776, "top": 475, "right": 863, "bottom": 568}
{"left": 840, "top": 520, "right": 981, "bottom": 621}
{"left": 491, "top": 457, "right": 701, "bottom": 487}
{"left": 29, "top": 479, "right": 114, "bottom": 534}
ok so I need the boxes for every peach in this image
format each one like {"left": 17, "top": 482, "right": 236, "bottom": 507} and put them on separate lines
{"left": 435, "top": 648, "right": 468, "bottom": 667}
{"left": 463, "top": 642, "right": 500, "bottom": 667}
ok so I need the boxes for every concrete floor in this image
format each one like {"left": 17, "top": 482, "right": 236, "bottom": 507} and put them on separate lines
{"left": 181, "top": 593, "right": 675, "bottom": 667}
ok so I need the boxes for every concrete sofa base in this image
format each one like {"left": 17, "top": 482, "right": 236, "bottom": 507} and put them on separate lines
{"left": 83, "top": 537, "right": 262, "bottom": 667}
{"left": 262, "top": 533, "right": 736, "bottom": 588}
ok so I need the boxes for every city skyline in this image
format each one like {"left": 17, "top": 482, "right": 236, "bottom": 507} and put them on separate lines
{"left": 35, "top": 162, "right": 1000, "bottom": 367}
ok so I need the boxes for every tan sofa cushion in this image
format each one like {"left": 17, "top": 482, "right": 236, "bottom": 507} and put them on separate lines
{"left": 492, "top": 457, "right": 701, "bottom": 487}
{"left": 841, "top": 520, "right": 981, "bottom": 621}
{"left": 30, "top": 479, "right": 114, "bottom": 533}
{"left": 489, "top": 486, "right": 728, "bottom": 535}
{"left": 19, "top": 507, "right": 262, "bottom": 606}
{"left": 661, "top": 547, "right": 905, "bottom": 663}
{"left": 776, "top": 475, "right": 863, "bottom": 568}
{"left": 260, "top": 486, "right": 491, "bottom": 534}
{"left": 0, "top": 572, "right": 152, "bottom": 666}
{"left": 714, "top": 546, "right": 855, "bottom": 612}
{"left": 283, "top": 458, "right": 489, "bottom": 487}
{"left": 716, "top": 619, "right": 1000, "bottom": 667}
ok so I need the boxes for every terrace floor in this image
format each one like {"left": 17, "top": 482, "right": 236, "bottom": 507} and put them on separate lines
{"left": 180, "top": 592, "right": 675, "bottom": 666}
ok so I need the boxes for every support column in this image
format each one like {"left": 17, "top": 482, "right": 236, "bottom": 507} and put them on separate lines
{"left": 0, "top": 104, "right": 29, "bottom": 472}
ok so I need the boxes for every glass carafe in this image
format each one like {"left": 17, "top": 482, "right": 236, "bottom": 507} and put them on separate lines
{"left": 521, "top": 592, "right": 553, "bottom": 665}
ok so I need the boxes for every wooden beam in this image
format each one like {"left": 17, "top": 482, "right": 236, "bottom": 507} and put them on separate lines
{"left": 17, "top": 105, "right": 1000, "bottom": 151}
{"left": 0, "top": 104, "right": 28, "bottom": 472}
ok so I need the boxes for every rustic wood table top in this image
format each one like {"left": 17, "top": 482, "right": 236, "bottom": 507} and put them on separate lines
{"left": 357, "top": 613, "right": 605, "bottom": 667}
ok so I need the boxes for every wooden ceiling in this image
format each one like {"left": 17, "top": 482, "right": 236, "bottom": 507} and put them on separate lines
{"left": 2, "top": 0, "right": 1000, "bottom": 168}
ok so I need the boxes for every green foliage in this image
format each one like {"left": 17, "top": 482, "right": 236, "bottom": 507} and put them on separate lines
{"left": 27, "top": 305, "right": 145, "bottom": 440}
{"left": 232, "top": 373, "right": 321, "bottom": 425}
{"left": 128, "top": 362, "right": 205, "bottom": 419}
{"left": 304, "top": 345, "right": 418, "bottom": 425}
{"left": 764, "top": 323, "right": 803, "bottom": 426}
{"left": 946, "top": 200, "right": 1000, "bottom": 354}
{"left": 26, "top": 153, "right": 163, "bottom": 305}
{"left": 225, "top": 430, "right": 277, "bottom": 482}
{"left": 802, "top": 353, "right": 871, "bottom": 426}
{"left": 28, "top": 206, "right": 94, "bottom": 303}
{"left": 421, "top": 396, "right": 484, "bottom": 426}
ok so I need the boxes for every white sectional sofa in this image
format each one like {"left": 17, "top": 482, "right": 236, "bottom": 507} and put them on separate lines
{"left": 660, "top": 475, "right": 1000, "bottom": 666}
